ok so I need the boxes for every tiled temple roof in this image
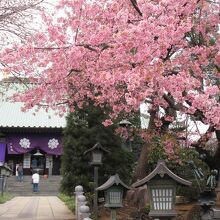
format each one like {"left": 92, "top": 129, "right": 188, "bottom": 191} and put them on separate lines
{"left": 0, "top": 77, "right": 66, "bottom": 129}
{"left": 0, "top": 101, "right": 66, "bottom": 128}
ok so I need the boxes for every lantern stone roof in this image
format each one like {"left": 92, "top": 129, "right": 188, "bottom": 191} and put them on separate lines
{"left": 118, "top": 119, "right": 132, "bottom": 127}
{"left": 132, "top": 160, "right": 192, "bottom": 188}
{"left": 84, "top": 142, "right": 110, "bottom": 155}
{"left": 0, "top": 163, "right": 13, "bottom": 172}
{"left": 96, "top": 174, "right": 130, "bottom": 191}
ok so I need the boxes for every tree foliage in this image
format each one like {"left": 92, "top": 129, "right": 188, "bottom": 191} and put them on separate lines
{"left": 61, "top": 104, "right": 134, "bottom": 194}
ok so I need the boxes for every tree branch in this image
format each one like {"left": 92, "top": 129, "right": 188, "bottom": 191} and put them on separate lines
{"left": 0, "top": 0, "right": 43, "bottom": 21}
{"left": 129, "top": 0, "right": 142, "bottom": 16}
{"left": 191, "top": 126, "right": 217, "bottom": 169}
{"left": 163, "top": 93, "right": 182, "bottom": 111}
{"left": 161, "top": 45, "right": 174, "bottom": 61}
{"left": 76, "top": 44, "right": 98, "bottom": 52}
{"left": 34, "top": 45, "right": 72, "bottom": 50}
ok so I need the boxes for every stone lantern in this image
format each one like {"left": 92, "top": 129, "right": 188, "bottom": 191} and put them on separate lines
{"left": 132, "top": 160, "right": 192, "bottom": 220}
{"left": 96, "top": 174, "right": 130, "bottom": 220}
{"left": 0, "top": 164, "right": 12, "bottom": 196}
{"left": 118, "top": 119, "right": 132, "bottom": 152}
{"left": 84, "top": 142, "right": 110, "bottom": 166}
{"left": 0, "top": 164, "right": 12, "bottom": 176}
{"left": 84, "top": 143, "right": 110, "bottom": 220}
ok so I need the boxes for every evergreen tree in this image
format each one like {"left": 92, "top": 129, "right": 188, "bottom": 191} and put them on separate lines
{"left": 61, "top": 104, "right": 134, "bottom": 194}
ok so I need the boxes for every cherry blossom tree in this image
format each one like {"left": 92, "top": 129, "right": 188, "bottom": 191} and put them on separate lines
{"left": 0, "top": 0, "right": 45, "bottom": 47}
{"left": 0, "top": 0, "right": 219, "bottom": 179}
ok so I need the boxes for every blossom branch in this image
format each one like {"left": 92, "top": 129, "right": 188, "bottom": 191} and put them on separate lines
{"left": 129, "top": 0, "right": 142, "bottom": 16}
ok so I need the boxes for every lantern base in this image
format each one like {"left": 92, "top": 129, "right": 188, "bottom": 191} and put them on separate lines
{"left": 90, "top": 162, "right": 102, "bottom": 166}
{"left": 150, "top": 217, "right": 176, "bottom": 220}
{"left": 149, "top": 210, "right": 177, "bottom": 219}
{"left": 110, "top": 209, "right": 117, "bottom": 220}
{"left": 104, "top": 204, "right": 123, "bottom": 208}
{"left": 215, "top": 187, "right": 220, "bottom": 206}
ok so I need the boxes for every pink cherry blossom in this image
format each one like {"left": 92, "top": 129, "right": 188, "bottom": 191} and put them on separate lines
{"left": 0, "top": 0, "right": 219, "bottom": 160}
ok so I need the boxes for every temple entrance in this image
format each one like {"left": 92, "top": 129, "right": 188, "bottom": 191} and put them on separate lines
{"left": 30, "top": 149, "right": 46, "bottom": 175}
{"left": 6, "top": 150, "right": 60, "bottom": 175}
{"left": 5, "top": 133, "right": 62, "bottom": 176}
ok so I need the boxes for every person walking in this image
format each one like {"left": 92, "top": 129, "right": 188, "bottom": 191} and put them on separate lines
{"left": 32, "top": 171, "right": 40, "bottom": 192}
{"left": 17, "top": 163, "right": 23, "bottom": 182}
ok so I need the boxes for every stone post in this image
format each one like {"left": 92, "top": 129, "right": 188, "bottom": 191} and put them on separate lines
{"left": 48, "top": 158, "right": 52, "bottom": 177}
{"left": 3, "top": 176, "right": 8, "bottom": 193}
{"left": 0, "top": 175, "right": 4, "bottom": 196}
{"left": 78, "top": 195, "right": 87, "bottom": 220}
{"left": 75, "top": 185, "right": 84, "bottom": 220}
{"left": 93, "top": 166, "right": 98, "bottom": 220}
{"left": 80, "top": 205, "right": 91, "bottom": 219}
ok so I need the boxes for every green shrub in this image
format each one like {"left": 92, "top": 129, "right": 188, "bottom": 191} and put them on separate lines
{"left": 0, "top": 193, "right": 13, "bottom": 204}
{"left": 58, "top": 193, "right": 75, "bottom": 213}
{"left": 85, "top": 192, "right": 94, "bottom": 207}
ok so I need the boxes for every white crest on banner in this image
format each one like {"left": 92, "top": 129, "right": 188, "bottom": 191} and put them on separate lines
{"left": 9, "top": 143, "right": 13, "bottom": 152}
{"left": 48, "top": 138, "right": 59, "bottom": 149}
{"left": 19, "top": 138, "right": 31, "bottom": 149}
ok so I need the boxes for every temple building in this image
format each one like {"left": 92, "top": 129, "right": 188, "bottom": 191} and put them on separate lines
{"left": 0, "top": 77, "right": 66, "bottom": 175}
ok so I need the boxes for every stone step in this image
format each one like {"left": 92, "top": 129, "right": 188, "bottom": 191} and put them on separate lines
{"left": 7, "top": 175, "right": 62, "bottom": 181}
{"left": 6, "top": 175, "right": 62, "bottom": 196}
{"left": 8, "top": 192, "right": 60, "bottom": 196}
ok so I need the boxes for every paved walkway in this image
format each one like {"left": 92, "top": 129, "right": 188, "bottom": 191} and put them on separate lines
{"left": 0, "top": 196, "right": 75, "bottom": 220}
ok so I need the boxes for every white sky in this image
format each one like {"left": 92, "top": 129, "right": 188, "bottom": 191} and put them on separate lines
{"left": 140, "top": 103, "right": 209, "bottom": 142}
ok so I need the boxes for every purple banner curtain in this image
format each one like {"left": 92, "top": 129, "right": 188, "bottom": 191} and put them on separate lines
{"left": 7, "top": 134, "right": 62, "bottom": 155}
{"left": 0, "top": 143, "right": 6, "bottom": 163}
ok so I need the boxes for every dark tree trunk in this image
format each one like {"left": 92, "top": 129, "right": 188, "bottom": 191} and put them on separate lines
{"left": 213, "top": 130, "right": 220, "bottom": 205}
{"left": 132, "top": 110, "right": 157, "bottom": 181}
{"left": 133, "top": 141, "right": 151, "bottom": 181}
{"left": 213, "top": 130, "right": 220, "bottom": 168}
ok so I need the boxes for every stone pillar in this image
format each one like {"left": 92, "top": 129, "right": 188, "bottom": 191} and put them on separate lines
{"left": 80, "top": 205, "right": 91, "bottom": 219}
{"left": 48, "top": 158, "right": 52, "bottom": 177}
{"left": 93, "top": 166, "right": 98, "bottom": 220}
{"left": 110, "top": 209, "right": 117, "bottom": 220}
{"left": 78, "top": 195, "right": 87, "bottom": 220}
{"left": 75, "top": 185, "right": 84, "bottom": 220}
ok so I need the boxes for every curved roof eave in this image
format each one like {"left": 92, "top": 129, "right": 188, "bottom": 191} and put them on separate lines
{"left": 132, "top": 160, "right": 192, "bottom": 188}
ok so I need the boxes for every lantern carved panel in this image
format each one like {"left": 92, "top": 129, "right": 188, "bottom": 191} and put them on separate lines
{"left": 151, "top": 188, "right": 174, "bottom": 210}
